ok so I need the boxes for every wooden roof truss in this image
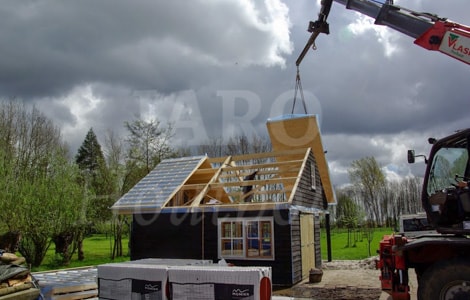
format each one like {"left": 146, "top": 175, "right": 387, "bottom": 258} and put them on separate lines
{"left": 161, "top": 148, "right": 310, "bottom": 208}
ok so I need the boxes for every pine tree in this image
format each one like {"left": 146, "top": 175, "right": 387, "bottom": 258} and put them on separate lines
{"left": 76, "top": 128, "right": 106, "bottom": 175}
{"left": 74, "top": 128, "right": 114, "bottom": 260}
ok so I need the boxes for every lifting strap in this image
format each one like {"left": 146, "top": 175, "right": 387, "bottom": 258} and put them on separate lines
{"left": 292, "top": 66, "right": 308, "bottom": 114}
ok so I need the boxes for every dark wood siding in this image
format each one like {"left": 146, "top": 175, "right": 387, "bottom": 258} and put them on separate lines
{"left": 290, "top": 150, "right": 325, "bottom": 273}
{"left": 131, "top": 212, "right": 204, "bottom": 260}
{"left": 315, "top": 215, "right": 321, "bottom": 268}
{"left": 289, "top": 212, "right": 302, "bottom": 284}
{"left": 131, "top": 209, "right": 295, "bottom": 285}
{"left": 292, "top": 152, "right": 324, "bottom": 209}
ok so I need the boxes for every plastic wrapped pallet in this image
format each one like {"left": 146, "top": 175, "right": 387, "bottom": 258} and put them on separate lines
{"left": 98, "top": 259, "right": 213, "bottom": 300}
{"left": 168, "top": 265, "right": 272, "bottom": 300}
{"left": 98, "top": 263, "right": 167, "bottom": 300}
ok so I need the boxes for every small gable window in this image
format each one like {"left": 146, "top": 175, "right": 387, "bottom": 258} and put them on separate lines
{"left": 310, "top": 162, "right": 316, "bottom": 191}
{"left": 218, "top": 217, "right": 274, "bottom": 260}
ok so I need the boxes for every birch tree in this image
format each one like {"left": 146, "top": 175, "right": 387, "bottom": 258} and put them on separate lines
{"left": 348, "top": 156, "right": 386, "bottom": 225}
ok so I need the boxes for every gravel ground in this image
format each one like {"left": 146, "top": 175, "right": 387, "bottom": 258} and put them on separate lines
{"left": 273, "top": 257, "right": 417, "bottom": 300}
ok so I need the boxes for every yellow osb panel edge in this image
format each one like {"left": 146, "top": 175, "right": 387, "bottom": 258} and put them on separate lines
{"left": 267, "top": 115, "right": 336, "bottom": 204}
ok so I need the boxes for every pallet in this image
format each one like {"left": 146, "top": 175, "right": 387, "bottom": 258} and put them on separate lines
{"left": 48, "top": 282, "right": 97, "bottom": 300}
{"left": 33, "top": 267, "right": 98, "bottom": 300}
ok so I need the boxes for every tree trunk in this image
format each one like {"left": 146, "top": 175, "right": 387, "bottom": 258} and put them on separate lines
{"left": 77, "top": 233, "right": 85, "bottom": 261}
{"left": 52, "top": 232, "right": 75, "bottom": 266}
{"left": 112, "top": 215, "right": 124, "bottom": 259}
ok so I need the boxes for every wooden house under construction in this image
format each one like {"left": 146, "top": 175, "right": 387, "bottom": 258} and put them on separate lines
{"left": 111, "top": 114, "right": 336, "bottom": 285}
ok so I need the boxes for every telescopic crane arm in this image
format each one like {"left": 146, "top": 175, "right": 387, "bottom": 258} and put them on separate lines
{"left": 295, "top": 0, "right": 333, "bottom": 66}
{"left": 297, "top": 0, "right": 470, "bottom": 65}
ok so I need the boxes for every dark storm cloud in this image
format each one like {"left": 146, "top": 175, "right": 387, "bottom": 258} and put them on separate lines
{"left": 0, "top": 0, "right": 291, "bottom": 98}
{"left": 0, "top": 0, "right": 468, "bottom": 186}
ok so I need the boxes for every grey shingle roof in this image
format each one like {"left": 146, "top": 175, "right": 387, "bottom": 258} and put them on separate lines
{"left": 111, "top": 156, "right": 206, "bottom": 212}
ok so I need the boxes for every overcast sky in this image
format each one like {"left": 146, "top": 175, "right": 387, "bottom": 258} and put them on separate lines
{"left": 1, "top": 0, "right": 469, "bottom": 187}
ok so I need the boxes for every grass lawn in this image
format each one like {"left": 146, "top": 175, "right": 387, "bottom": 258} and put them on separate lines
{"left": 320, "top": 227, "right": 395, "bottom": 260}
{"left": 32, "top": 227, "right": 394, "bottom": 271}
{"left": 32, "top": 234, "right": 130, "bottom": 272}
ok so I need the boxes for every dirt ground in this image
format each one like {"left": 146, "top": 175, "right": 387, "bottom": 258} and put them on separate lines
{"left": 273, "top": 257, "right": 418, "bottom": 300}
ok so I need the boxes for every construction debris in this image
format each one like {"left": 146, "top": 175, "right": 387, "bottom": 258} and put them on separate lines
{"left": 0, "top": 251, "right": 39, "bottom": 300}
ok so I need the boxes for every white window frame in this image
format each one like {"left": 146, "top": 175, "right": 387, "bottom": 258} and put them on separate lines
{"left": 217, "top": 217, "right": 274, "bottom": 261}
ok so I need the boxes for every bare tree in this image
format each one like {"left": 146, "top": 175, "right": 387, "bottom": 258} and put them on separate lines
{"left": 104, "top": 129, "right": 129, "bottom": 258}
{"left": 198, "top": 136, "right": 225, "bottom": 157}
{"left": 250, "top": 134, "right": 272, "bottom": 154}
{"left": 379, "top": 177, "right": 423, "bottom": 229}
{"left": 125, "top": 118, "right": 175, "bottom": 173}
{"left": 401, "top": 177, "right": 422, "bottom": 214}
{"left": 225, "top": 134, "right": 271, "bottom": 156}
{"left": 226, "top": 135, "right": 250, "bottom": 155}
{"left": 348, "top": 157, "right": 386, "bottom": 226}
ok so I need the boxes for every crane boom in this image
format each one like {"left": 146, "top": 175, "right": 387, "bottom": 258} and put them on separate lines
{"left": 333, "top": 0, "right": 433, "bottom": 38}
{"left": 297, "top": 0, "right": 470, "bottom": 65}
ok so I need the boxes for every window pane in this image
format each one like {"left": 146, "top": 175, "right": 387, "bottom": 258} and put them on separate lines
{"left": 246, "top": 238, "right": 260, "bottom": 257}
{"left": 221, "top": 239, "right": 231, "bottom": 256}
{"left": 246, "top": 221, "right": 258, "bottom": 238}
{"left": 261, "top": 238, "right": 272, "bottom": 256}
{"left": 261, "top": 221, "right": 271, "bottom": 238}
{"left": 221, "top": 222, "right": 231, "bottom": 238}
{"left": 260, "top": 221, "right": 272, "bottom": 257}
{"left": 233, "top": 239, "right": 244, "bottom": 256}
{"left": 233, "top": 222, "right": 243, "bottom": 238}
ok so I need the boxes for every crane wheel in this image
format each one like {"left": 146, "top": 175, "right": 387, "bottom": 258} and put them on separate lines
{"left": 417, "top": 258, "right": 470, "bottom": 300}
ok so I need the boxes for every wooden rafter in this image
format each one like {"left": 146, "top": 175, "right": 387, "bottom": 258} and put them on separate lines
{"left": 160, "top": 148, "right": 310, "bottom": 208}
{"left": 286, "top": 148, "right": 311, "bottom": 203}
{"left": 189, "top": 156, "right": 232, "bottom": 207}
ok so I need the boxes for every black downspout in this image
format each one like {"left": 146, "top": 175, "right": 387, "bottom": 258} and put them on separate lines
{"left": 322, "top": 190, "right": 332, "bottom": 262}
{"left": 326, "top": 213, "right": 332, "bottom": 262}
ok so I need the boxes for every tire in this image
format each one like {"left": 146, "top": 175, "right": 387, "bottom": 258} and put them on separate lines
{"left": 417, "top": 258, "right": 470, "bottom": 300}
{"left": 414, "top": 265, "right": 425, "bottom": 283}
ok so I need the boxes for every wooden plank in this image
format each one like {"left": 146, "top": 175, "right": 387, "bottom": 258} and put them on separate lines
{"left": 229, "top": 148, "right": 308, "bottom": 161}
{"left": 227, "top": 188, "right": 293, "bottom": 197}
{"left": 6, "top": 275, "right": 33, "bottom": 287}
{"left": 287, "top": 149, "right": 311, "bottom": 203}
{"left": 192, "top": 168, "right": 217, "bottom": 175}
{"left": 207, "top": 148, "right": 307, "bottom": 163}
{"left": 51, "top": 289, "right": 98, "bottom": 300}
{"left": 219, "top": 160, "right": 304, "bottom": 173}
{"left": 0, "top": 283, "right": 34, "bottom": 297}
{"left": 190, "top": 156, "right": 232, "bottom": 207}
{"left": 0, "top": 288, "right": 40, "bottom": 300}
{"left": 186, "top": 160, "right": 218, "bottom": 184}
{"left": 218, "top": 165, "right": 303, "bottom": 179}
{"left": 208, "top": 177, "right": 298, "bottom": 188}
{"left": 300, "top": 214, "right": 315, "bottom": 280}
{"left": 201, "top": 202, "right": 279, "bottom": 210}
{"left": 50, "top": 282, "right": 97, "bottom": 295}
